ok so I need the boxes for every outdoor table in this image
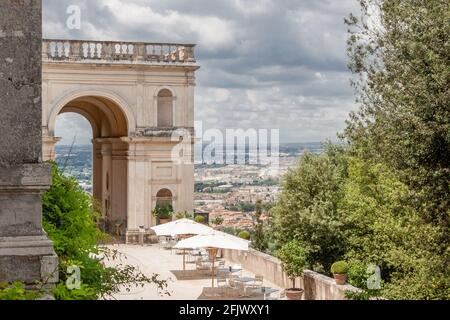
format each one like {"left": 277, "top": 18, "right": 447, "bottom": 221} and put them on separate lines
{"left": 250, "top": 287, "right": 279, "bottom": 300}
{"left": 233, "top": 277, "right": 254, "bottom": 283}
{"left": 219, "top": 268, "right": 242, "bottom": 273}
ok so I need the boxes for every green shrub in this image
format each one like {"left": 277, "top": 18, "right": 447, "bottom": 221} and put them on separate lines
{"left": 152, "top": 203, "right": 173, "bottom": 219}
{"left": 0, "top": 282, "right": 40, "bottom": 300}
{"left": 238, "top": 230, "right": 250, "bottom": 240}
{"left": 43, "top": 163, "right": 168, "bottom": 300}
{"left": 211, "top": 216, "right": 224, "bottom": 226}
{"left": 194, "top": 215, "right": 206, "bottom": 224}
{"left": 175, "top": 211, "right": 193, "bottom": 220}
{"left": 345, "top": 262, "right": 383, "bottom": 300}
{"left": 331, "top": 261, "right": 349, "bottom": 275}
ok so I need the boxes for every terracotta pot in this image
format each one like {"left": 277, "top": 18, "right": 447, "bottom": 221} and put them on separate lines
{"left": 285, "top": 288, "right": 304, "bottom": 300}
{"left": 159, "top": 218, "right": 171, "bottom": 225}
{"left": 334, "top": 274, "right": 347, "bottom": 285}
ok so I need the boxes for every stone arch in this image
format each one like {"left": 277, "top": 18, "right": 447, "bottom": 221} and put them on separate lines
{"left": 156, "top": 188, "right": 173, "bottom": 201}
{"left": 46, "top": 87, "right": 136, "bottom": 137}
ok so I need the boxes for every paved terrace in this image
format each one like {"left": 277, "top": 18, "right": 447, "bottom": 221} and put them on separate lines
{"left": 104, "top": 244, "right": 281, "bottom": 300}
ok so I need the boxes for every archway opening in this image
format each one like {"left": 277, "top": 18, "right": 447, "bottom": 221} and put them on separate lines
{"left": 55, "top": 112, "right": 93, "bottom": 193}
{"left": 52, "top": 95, "right": 129, "bottom": 232}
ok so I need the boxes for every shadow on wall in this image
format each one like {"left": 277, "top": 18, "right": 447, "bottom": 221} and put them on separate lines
{"left": 221, "top": 248, "right": 360, "bottom": 300}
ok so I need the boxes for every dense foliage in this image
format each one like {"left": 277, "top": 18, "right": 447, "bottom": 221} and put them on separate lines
{"left": 152, "top": 203, "right": 174, "bottom": 219}
{"left": 344, "top": 0, "right": 450, "bottom": 228}
{"left": 43, "top": 163, "right": 168, "bottom": 300}
{"left": 211, "top": 216, "right": 224, "bottom": 226}
{"left": 0, "top": 283, "right": 40, "bottom": 300}
{"left": 270, "top": 0, "right": 449, "bottom": 299}
{"left": 271, "top": 146, "right": 349, "bottom": 274}
{"left": 251, "top": 200, "right": 268, "bottom": 251}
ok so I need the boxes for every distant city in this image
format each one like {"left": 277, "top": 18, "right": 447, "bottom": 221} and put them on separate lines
{"left": 55, "top": 142, "right": 325, "bottom": 232}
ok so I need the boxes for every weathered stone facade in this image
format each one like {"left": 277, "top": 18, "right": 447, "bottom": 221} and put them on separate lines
{"left": 41, "top": 39, "right": 199, "bottom": 242}
{"left": 0, "top": 0, "right": 58, "bottom": 286}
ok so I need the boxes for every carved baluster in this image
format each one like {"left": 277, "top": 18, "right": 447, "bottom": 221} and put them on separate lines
{"left": 82, "top": 43, "right": 89, "bottom": 59}
{"left": 89, "top": 43, "right": 96, "bottom": 58}
{"left": 178, "top": 46, "right": 185, "bottom": 62}
{"left": 57, "top": 42, "right": 63, "bottom": 58}
{"left": 96, "top": 43, "right": 102, "bottom": 59}
{"left": 187, "top": 46, "right": 196, "bottom": 62}
{"left": 114, "top": 43, "right": 121, "bottom": 59}
{"left": 136, "top": 43, "right": 145, "bottom": 61}
{"left": 103, "top": 42, "right": 112, "bottom": 60}
{"left": 170, "top": 45, "right": 176, "bottom": 62}
{"left": 72, "top": 41, "right": 81, "bottom": 61}
{"left": 63, "top": 42, "right": 70, "bottom": 59}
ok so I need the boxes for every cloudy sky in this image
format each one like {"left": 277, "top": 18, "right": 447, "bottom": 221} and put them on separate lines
{"left": 44, "top": 0, "right": 360, "bottom": 144}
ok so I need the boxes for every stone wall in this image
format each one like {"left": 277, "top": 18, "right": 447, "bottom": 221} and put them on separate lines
{"left": 0, "top": 0, "right": 58, "bottom": 286}
{"left": 222, "top": 248, "right": 360, "bottom": 300}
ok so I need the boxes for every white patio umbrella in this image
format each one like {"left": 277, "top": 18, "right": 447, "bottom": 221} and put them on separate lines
{"left": 174, "top": 230, "right": 250, "bottom": 287}
{"left": 151, "top": 218, "right": 213, "bottom": 237}
{"left": 151, "top": 219, "right": 213, "bottom": 270}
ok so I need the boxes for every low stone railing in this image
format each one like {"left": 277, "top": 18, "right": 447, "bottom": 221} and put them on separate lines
{"left": 42, "top": 39, "right": 196, "bottom": 64}
{"left": 222, "top": 248, "right": 360, "bottom": 300}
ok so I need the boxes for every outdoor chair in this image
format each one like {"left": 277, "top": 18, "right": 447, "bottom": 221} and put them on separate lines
{"left": 253, "top": 275, "right": 264, "bottom": 286}
{"left": 195, "top": 259, "right": 210, "bottom": 271}
{"left": 228, "top": 274, "right": 239, "bottom": 288}
{"left": 217, "top": 275, "right": 229, "bottom": 288}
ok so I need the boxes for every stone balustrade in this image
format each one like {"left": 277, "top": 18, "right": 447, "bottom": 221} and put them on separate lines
{"left": 42, "top": 39, "right": 196, "bottom": 64}
{"left": 222, "top": 248, "right": 361, "bottom": 300}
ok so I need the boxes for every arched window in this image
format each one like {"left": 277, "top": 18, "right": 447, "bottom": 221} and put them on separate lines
{"left": 156, "top": 188, "right": 173, "bottom": 207}
{"left": 157, "top": 89, "right": 173, "bottom": 127}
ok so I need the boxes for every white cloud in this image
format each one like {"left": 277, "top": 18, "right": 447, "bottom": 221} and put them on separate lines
{"left": 43, "top": 0, "right": 360, "bottom": 143}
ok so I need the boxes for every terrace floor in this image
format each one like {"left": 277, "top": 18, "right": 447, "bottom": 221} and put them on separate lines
{"left": 104, "top": 244, "right": 282, "bottom": 300}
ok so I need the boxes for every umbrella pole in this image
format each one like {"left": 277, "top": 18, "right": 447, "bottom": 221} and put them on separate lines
{"left": 211, "top": 248, "right": 217, "bottom": 288}
{"left": 183, "top": 249, "right": 186, "bottom": 271}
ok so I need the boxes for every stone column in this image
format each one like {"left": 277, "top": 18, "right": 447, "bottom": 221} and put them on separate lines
{"left": 0, "top": 0, "right": 58, "bottom": 287}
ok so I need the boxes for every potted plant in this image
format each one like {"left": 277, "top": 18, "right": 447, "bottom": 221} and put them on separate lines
{"left": 331, "top": 261, "right": 349, "bottom": 285}
{"left": 277, "top": 240, "right": 309, "bottom": 300}
{"left": 238, "top": 230, "right": 251, "bottom": 240}
{"left": 194, "top": 215, "right": 206, "bottom": 224}
{"left": 175, "top": 211, "right": 193, "bottom": 220}
{"left": 152, "top": 203, "right": 173, "bottom": 224}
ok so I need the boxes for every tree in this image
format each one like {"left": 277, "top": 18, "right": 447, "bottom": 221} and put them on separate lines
{"left": 344, "top": 0, "right": 450, "bottom": 227}
{"left": 271, "top": 146, "right": 350, "bottom": 273}
{"left": 339, "top": 157, "right": 448, "bottom": 299}
{"left": 251, "top": 200, "right": 267, "bottom": 252}
{"left": 277, "top": 240, "right": 309, "bottom": 289}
